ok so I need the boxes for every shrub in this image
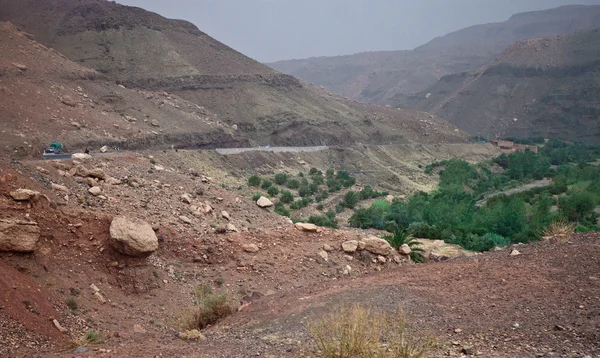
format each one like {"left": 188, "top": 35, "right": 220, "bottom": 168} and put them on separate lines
{"left": 317, "top": 204, "right": 324, "bottom": 211}
{"left": 312, "top": 175, "right": 325, "bottom": 185}
{"left": 251, "top": 192, "right": 262, "bottom": 201}
{"left": 342, "top": 191, "right": 360, "bottom": 209}
{"left": 326, "top": 169, "right": 335, "bottom": 178}
{"left": 542, "top": 219, "right": 577, "bottom": 242}
{"left": 248, "top": 175, "right": 261, "bottom": 187}
{"left": 66, "top": 297, "right": 78, "bottom": 310}
{"left": 84, "top": 331, "right": 102, "bottom": 344}
{"left": 298, "top": 172, "right": 304, "bottom": 177}
{"left": 308, "top": 305, "right": 434, "bottom": 358}
{"left": 298, "top": 186, "right": 312, "bottom": 198}
{"left": 315, "top": 191, "right": 330, "bottom": 202}
{"left": 383, "top": 229, "right": 425, "bottom": 263}
{"left": 286, "top": 178, "right": 300, "bottom": 189}
{"left": 327, "top": 179, "right": 343, "bottom": 192}
{"left": 280, "top": 190, "right": 294, "bottom": 204}
{"left": 260, "top": 180, "right": 273, "bottom": 190}
{"left": 274, "top": 173, "right": 288, "bottom": 185}
{"left": 308, "top": 212, "right": 338, "bottom": 229}
{"left": 187, "top": 284, "right": 234, "bottom": 330}
{"left": 267, "top": 186, "right": 279, "bottom": 197}
{"left": 274, "top": 202, "right": 291, "bottom": 217}
{"left": 309, "top": 168, "right": 318, "bottom": 175}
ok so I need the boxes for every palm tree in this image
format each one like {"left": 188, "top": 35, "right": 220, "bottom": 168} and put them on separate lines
{"left": 383, "top": 229, "right": 426, "bottom": 263}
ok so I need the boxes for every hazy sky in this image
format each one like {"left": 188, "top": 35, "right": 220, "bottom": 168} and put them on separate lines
{"left": 116, "top": 0, "right": 600, "bottom": 62}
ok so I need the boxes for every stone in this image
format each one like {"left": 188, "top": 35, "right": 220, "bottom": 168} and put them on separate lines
{"left": 36, "top": 166, "right": 49, "bottom": 174}
{"left": 377, "top": 255, "right": 387, "bottom": 263}
{"left": 454, "top": 328, "right": 463, "bottom": 333}
{"left": 51, "top": 183, "right": 69, "bottom": 193}
{"left": 73, "top": 347, "right": 88, "bottom": 354}
{"left": 53, "top": 319, "right": 68, "bottom": 333}
{"left": 94, "top": 292, "right": 107, "bottom": 304}
{"left": 60, "top": 95, "right": 77, "bottom": 107}
{"left": 399, "top": 244, "right": 412, "bottom": 255}
{"left": 179, "top": 216, "right": 193, "bottom": 225}
{"left": 323, "top": 244, "right": 334, "bottom": 252}
{"left": 361, "top": 236, "right": 394, "bottom": 256}
{"left": 317, "top": 250, "right": 329, "bottom": 262}
{"left": 154, "top": 165, "right": 165, "bottom": 171}
{"left": 179, "top": 329, "right": 206, "bottom": 341}
{"left": 0, "top": 219, "right": 40, "bottom": 252}
{"left": 256, "top": 196, "right": 273, "bottom": 208}
{"left": 10, "top": 188, "right": 39, "bottom": 201}
{"left": 89, "top": 283, "right": 100, "bottom": 293}
{"left": 71, "top": 153, "right": 91, "bottom": 159}
{"left": 88, "top": 168, "right": 106, "bottom": 180}
{"left": 342, "top": 240, "right": 359, "bottom": 253}
{"left": 226, "top": 223, "right": 239, "bottom": 232}
{"left": 342, "top": 265, "right": 352, "bottom": 275}
{"left": 510, "top": 249, "right": 521, "bottom": 256}
{"left": 243, "top": 244, "right": 259, "bottom": 253}
{"left": 150, "top": 119, "right": 160, "bottom": 127}
{"left": 295, "top": 222, "right": 319, "bottom": 232}
{"left": 385, "top": 194, "right": 395, "bottom": 203}
{"left": 100, "top": 145, "right": 108, "bottom": 153}
{"left": 12, "top": 62, "right": 27, "bottom": 71}
{"left": 133, "top": 324, "right": 146, "bottom": 334}
{"left": 181, "top": 193, "right": 193, "bottom": 204}
{"left": 461, "top": 346, "right": 474, "bottom": 355}
{"left": 88, "top": 186, "right": 101, "bottom": 196}
{"left": 71, "top": 121, "right": 81, "bottom": 129}
{"left": 124, "top": 115, "right": 137, "bottom": 122}
{"left": 221, "top": 211, "right": 231, "bottom": 221}
{"left": 109, "top": 216, "right": 159, "bottom": 256}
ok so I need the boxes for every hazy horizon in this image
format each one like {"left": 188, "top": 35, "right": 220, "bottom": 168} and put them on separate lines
{"left": 116, "top": 0, "right": 600, "bottom": 62}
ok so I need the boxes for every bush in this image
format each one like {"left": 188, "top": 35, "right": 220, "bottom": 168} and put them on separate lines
{"left": 248, "top": 175, "right": 261, "bottom": 187}
{"left": 286, "top": 178, "right": 300, "bottom": 189}
{"left": 308, "top": 211, "right": 338, "bottom": 229}
{"left": 315, "top": 190, "right": 330, "bottom": 202}
{"left": 267, "top": 186, "right": 279, "bottom": 197}
{"left": 298, "top": 186, "right": 312, "bottom": 198}
{"left": 383, "top": 229, "right": 425, "bottom": 263}
{"left": 260, "top": 180, "right": 273, "bottom": 190}
{"left": 327, "top": 179, "right": 343, "bottom": 192}
{"left": 274, "top": 202, "right": 291, "bottom": 217}
{"left": 274, "top": 173, "right": 288, "bottom": 185}
{"left": 280, "top": 190, "right": 294, "bottom": 204}
{"left": 317, "top": 204, "right": 324, "bottom": 211}
{"left": 309, "top": 168, "right": 319, "bottom": 175}
{"left": 309, "top": 305, "right": 434, "bottom": 358}
{"left": 251, "top": 192, "right": 262, "bottom": 201}
{"left": 187, "top": 284, "right": 233, "bottom": 330}
{"left": 66, "top": 297, "right": 78, "bottom": 310}
{"left": 312, "top": 175, "right": 325, "bottom": 185}
{"left": 342, "top": 191, "right": 360, "bottom": 209}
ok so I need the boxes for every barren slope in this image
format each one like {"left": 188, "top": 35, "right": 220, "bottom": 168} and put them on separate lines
{"left": 0, "top": 0, "right": 466, "bottom": 149}
{"left": 397, "top": 29, "right": 600, "bottom": 143}
{"left": 268, "top": 5, "right": 600, "bottom": 105}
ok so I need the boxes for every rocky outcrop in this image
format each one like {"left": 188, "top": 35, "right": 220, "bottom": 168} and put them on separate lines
{"left": 0, "top": 219, "right": 40, "bottom": 252}
{"left": 10, "top": 189, "right": 40, "bottom": 201}
{"left": 109, "top": 216, "right": 158, "bottom": 256}
{"left": 360, "top": 236, "right": 394, "bottom": 256}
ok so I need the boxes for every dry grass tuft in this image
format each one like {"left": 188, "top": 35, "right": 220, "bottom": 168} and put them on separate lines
{"left": 184, "top": 284, "right": 234, "bottom": 330}
{"left": 542, "top": 219, "right": 577, "bottom": 242}
{"left": 308, "top": 305, "right": 434, "bottom": 358}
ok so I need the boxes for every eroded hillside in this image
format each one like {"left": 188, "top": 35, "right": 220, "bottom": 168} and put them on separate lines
{"left": 396, "top": 29, "right": 600, "bottom": 143}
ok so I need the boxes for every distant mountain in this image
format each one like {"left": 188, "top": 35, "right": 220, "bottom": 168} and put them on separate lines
{"left": 267, "top": 5, "right": 600, "bottom": 105}
{"left": 396, "top": 29, "right": 600, "bottom": 143}
{"left": 0, "top": 0, "right": 466, "bottom": 149}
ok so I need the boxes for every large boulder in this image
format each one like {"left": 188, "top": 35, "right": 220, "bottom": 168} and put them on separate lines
{"left": 10, "top": 189, "right": 40, "bottom": 201}
{"left": 295, "top": 222, "right": 320, "bottom": 232}
{"left": 342, "top": 240, "right": 359, "bottom": 253}
{"left": 0, "top": 219, "right": 40, "bottom": 252}
{"left": 109, "top": 217, "right": 158, "bottom": 256}
{"left": 256, "top": 196, "right": 273, "bottom": 208}
{"left": 361, "top": 236, "right": 394, "bottom": 256}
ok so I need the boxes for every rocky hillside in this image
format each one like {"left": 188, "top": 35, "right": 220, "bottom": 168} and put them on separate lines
{"left": 268, "top": 5, "right": 600, "bottom": 105}
{"left": 396, "top": 29, "right": 600, "bottom": 143}
{"left": 0, "top": 0, "right": 466, "bottom": 151}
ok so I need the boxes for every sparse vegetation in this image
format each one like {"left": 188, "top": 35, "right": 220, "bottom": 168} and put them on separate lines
{"left": 542, "top": 219, "right": 578, "bottom": 242}
{"left": 267, "top": 186, "right": 279, "bottom": 197}
{"left": 248, "top": 174, "right": 261, "bottom": 187}
{"left": 309, "top": 305, "right": 434, "bottom": 358}
{"left": 383, "top": 229, "right": 426, "bottom": 263}
{"left": 66, "top": 297, "right": 78, "bottom": 310}
{"left": 186, "top": 284, "right": 234, "bottom": 330}
{"left": 251, "top": 192, "right": 262, "bottom": 201}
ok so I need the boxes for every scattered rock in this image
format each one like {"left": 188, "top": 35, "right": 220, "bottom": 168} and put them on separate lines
{"left": 399, "top": 244, "right": 412, "bottom": 256}
{"left": 243, "top": 244, "right": 259, "bottom": 253}
{"left": 150, "top": 119, "right": 160, "bottom": 127}
{"left": 226, "top": 223, "right": 239, "bottom": 233}
{"left": 0, "top": 219, "right": 40, "bottom": 252}
{"left": 10, "top": 188, "right": 39, "bottom": 201}
{"left": 256, "top": 196, "right": 273, "bottom": 208}
{"left": 295, "top": 222, "right": 320, "bottom": 232}
{"left": 73, "top": 346, "right": 88, "bottom": 353}
{"left": 179, "top": 215, "right": 193, "bottom": 225}
{"left": 510, "top": 249, "right": 521, "bottom": 256}
{"left": 385, "top": 194, "right": 394, "bottom": 203}
{"left": 133, "top": 324, "right": 146, "bottom": 334}
{"left": 317, "top": 250, "right": 329, "bottom": 262}
{"left": 454, "top": 328, "right": 463, "bottom": 333}
{"left": 52, "top": 319, "right": 67, "bottom": 334}
{"left": 361, "top": 236, "right": 394, "bottom": 256}
{"left": 221, "top": 211, "right": 231, "bottom": 221}
{"left": 377, "top": 255, "right": 387, "bottom": 263}
{"left": 154, "top": 165, "right": 165, "bottom": 171}
{"left": 342, "top": 265, "right": 352, "bottom": 275}
{"left": 12, "top": 62, "right": 27, "bottom": 71}
{"left": 461, "top": 346, "right": 474, "bottom": 355}
{"left": 109, "top": 216, "right": 159, "bottom": 256}
{"left": 94, "top": 292, "right": 107, "bottom": 304}
{"left": 71, "top": 153, "right": 91, "bottom": 159}
{"left": 88, "top": 186, "right": 102, "bottom": 196}
{"left": 71, "top": 121, "right": 81, "bottom": 129}
{"left": 100, "top": 145, "right": 108, "bottom": 153}
{"left": 36, "top": 166, "right": 49, "bottom": 174}
{"left": 51, "top": 183, "right": 69, "bottom": 193}
{"left": 342, "top": 240, "right": 359, "bottom": 253}
{"left": 323, "top": 244, "right": 334, "bottom": 252}
{"left": 60, "top": 95, "right": 77, "bottom": 107}
{"left": 181, "top": 193, "right": 193, "bottom": 204}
